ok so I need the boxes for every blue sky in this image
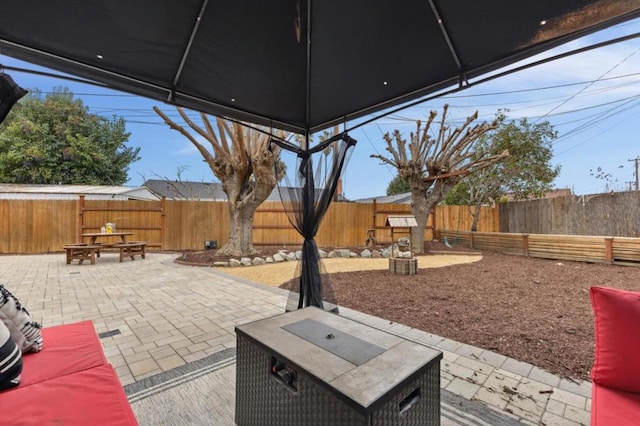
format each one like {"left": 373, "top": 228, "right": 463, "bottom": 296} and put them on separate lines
{"left": 2, "top": 17, "right": 640, "bottom": 199}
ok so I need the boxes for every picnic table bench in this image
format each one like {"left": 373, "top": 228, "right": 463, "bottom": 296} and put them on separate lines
{"left": 64, "top": 243, "right": 103, "bottom": 265}
{"left": 64, "top": 241, "right": 147, "bottom": 264}
{"left": 113, "top": 241, "right": 146, "bottom": 262}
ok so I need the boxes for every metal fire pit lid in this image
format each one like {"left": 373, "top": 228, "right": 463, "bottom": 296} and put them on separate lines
{"left": 282, "top": 319, "right": 385, "bottom": 365}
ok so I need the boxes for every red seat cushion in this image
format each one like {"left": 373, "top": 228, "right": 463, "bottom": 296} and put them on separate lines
{"left": 590, "top": 286, "right": 640, "bottom": 393}
{"left": 591, "top": 383, "right": 640, "bottom": 425}
{"left": 20, "top": 320, "right": 107, "bottom": 387}
{"left": 0, "top": 363, "right": 137, "bottom": 425}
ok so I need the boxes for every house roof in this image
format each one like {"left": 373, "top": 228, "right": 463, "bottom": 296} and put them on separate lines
{"left": 353, "top": 192, "right": 412, "bottom": 204}
{"left": 143, "top": 180, "right": 228, "bottom": 201}
{"left": 143, "top": 179, "right": 286, "bottom": 202}
{"left": 0, "top": 184, "right": 159, "bottom": 200}
{"left": 143, "top": 179, "right": 350, "bottom": 202}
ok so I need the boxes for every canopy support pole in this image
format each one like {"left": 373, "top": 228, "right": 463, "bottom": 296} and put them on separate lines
{"left": 169, "top": 0, "right": 210, "bottom": 103}
{"left": 427, "top": 0, "right": 463, "bottom": 71}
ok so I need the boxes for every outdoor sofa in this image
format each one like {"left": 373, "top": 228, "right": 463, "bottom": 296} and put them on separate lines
{"left": 589, "top": 286, "right": 640, "bottom": 425}
{"left": 0, "top": 319, "right": 137, "bottom": 425}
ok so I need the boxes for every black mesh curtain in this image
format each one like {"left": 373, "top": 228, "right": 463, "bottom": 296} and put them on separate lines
{"left": 273, "top": 133, "right": 356, "bottom": 312}
{"left": 0, "top": 73, "right": 27, "bottom": 124}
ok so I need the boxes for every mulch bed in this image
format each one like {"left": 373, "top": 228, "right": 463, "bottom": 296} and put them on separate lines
{"left": 182, "top": 242, "right": 640, "bottom": 381}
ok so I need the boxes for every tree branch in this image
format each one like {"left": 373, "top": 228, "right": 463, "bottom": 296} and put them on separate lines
{"left": 152, "top": 106, "right": 222, "bottom": 167}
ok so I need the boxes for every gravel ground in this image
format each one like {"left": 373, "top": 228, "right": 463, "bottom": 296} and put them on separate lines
{"left": 181, "top": 243, "right": 640, "bottom": 380}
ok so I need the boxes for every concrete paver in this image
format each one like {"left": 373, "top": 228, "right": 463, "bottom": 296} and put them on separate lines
{"left": 0, "top": 252, "right": 593, "bottom": 425}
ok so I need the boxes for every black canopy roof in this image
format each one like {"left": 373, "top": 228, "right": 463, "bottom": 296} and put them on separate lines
{"left": 1, "top": 1, "right": 640, "bottom": 134}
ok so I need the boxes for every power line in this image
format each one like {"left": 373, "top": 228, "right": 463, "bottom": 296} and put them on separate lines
{"left": 535, "top": 47, "right": 640, "bottom": 123}
{"left": 13, "top": 66, "right": 640, "bottom": 133}
{"left": 554, "top": 96, "right": 640, "bottom": 148}
{"left": 371, "top": 74, "right": 640, "bottom": 123}
{"left": 404, "top": 72, "right": 640, "bottom": 102}
{"left": 366, "top": 124, "right": 396, "bottom": 179}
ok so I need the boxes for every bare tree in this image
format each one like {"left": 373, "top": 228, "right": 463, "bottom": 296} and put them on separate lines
{"left": 371, "top": 105, "right": 508, "bottom": 253}
{"left": 148, "top": 166, "right": 223, "bottom": 201}
{"left": 154, "top": 106, "right": 287, "bottom": 256}
{"left": 445, "top": 113, "right": 559, "bottom": 232}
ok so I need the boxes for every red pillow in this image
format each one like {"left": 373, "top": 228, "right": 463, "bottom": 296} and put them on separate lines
{"left": 590, "top": 286, "right": 640, "bottom": 392}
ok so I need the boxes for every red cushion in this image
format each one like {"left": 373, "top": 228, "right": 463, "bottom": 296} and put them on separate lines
{"left": 0, "top": 364, "right": 137, "bottom": 425}
{"left": 590, "top": 286, "right": 640, "bottom": 392}
{"left": 591, "top": 382, "right": 640, "bottom": 425}
{"left": 20, "top": 320, "right": 107, "bottom": 387}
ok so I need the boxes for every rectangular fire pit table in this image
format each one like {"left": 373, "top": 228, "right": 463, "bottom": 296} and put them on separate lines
{"left": 235, "top": 307, "right": 442, "bottom": 425}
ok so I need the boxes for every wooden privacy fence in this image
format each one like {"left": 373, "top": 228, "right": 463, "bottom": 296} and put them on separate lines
{"left": 438, "top": 230, "right": 640, "bottom": 266}
{"left": 97, "top": 200, "right": 499, "bottom": 250}
{"left": 6, "top": 194, "right": 640, "bottom": 265}
{"left": 78, "top": 196, "right": 165, "bottom": 249}
{"left": 0, "top": 197, "right": 499, "bottom": 254}
{"left": 0, "top": 199, "right": 77, "bottom": 254}
{"left": 168, "top": 200, "right": 438, "bottom": 250}
{"left": 499, "top": 191, "right": 640, "bottom": 237}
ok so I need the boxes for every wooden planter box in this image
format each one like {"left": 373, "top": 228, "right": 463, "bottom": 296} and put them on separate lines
{"left": 389, "top": 258, "right": 418, "bottom": 275}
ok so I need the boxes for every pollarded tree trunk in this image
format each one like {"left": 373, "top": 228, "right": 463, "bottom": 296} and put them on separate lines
{"left": 409, "top": 178, "right": 432, "bottom": 254}
{"left": 226, "top": 199, "right": 258, "bottom": 256}
{"left": 216, "top": 141, "right": 279, "bottom": 257}
{"left": 410, "top": 178, "right": 456, "bottom": 254}
{"left": 154, "top": 106, "right": 286, "bottom": 257}
{"left": 371, "top": 105, "right": 506, "bottom": 255}
{"left": 411, "top": 192, "right": 431, "bottom": 254}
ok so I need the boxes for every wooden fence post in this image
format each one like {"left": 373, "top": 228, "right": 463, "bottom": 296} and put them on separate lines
{"left": 160, "top": 197, "right": 166, "bottom": 251}
{"left": 372, "top": 200, "right": 377, "bottom": 242}
{"left": 605, "top": 237, "right": 613, "bottom": 264}
{"left": 470, "top": 232, "right": 474, "bottom": 249}
{"left": 523, "top": 234, "right": 529, "bottom": 257}
{"left": 77, "top": 195, "right": 85, "bottom": 243}
{"left": 432, "top": 208, "right": 437, "bottom": 241}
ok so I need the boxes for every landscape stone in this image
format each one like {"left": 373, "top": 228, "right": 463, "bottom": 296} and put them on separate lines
{"left": 273, "top": 253, "right": 285, "bottom": 262}
{"left": 336, "top": 249, "right": 351, "bottom": 258}
{"left": 371, "top": 250, "right": 381, "bottom": 258}
{"left": 318, "top": 250, "right": 327, "bottom": 258}
{"left": 265, "top": 256, "right": 274, "bottom": 263}
{"left": 360, "top": 249, "right": 372, "bottom": 258}
{"left": 327, "top": 251, "right": 337, "bottom": 258}
{"left": 213, "top": 261, "right": 228, "bottom": 267}
{"left": 240, "top": 257, "right": 252, "bottom": 266}
{"left": 295, "top": 250, "right": 302, "bottom": 260}
{"left": 286, "top": 252, "right": 297, "bottom": 261}
{"left": 252, "top": 257, "right": 266, "bottom": 265}
{"left": 228, "top": 259, "right": 241, "bottom": 267}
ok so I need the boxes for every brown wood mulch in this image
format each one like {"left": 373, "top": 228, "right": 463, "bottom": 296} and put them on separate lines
{"left": 181, "top": 242, "right": 640, "bottom": 381}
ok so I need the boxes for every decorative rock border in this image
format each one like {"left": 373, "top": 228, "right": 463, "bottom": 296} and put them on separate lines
{"left": 212, "top": 246, "right": 415, "bottom": 267}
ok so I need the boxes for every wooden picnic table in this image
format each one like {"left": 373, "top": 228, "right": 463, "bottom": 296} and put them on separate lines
{"left": 82, "top": 232, "right": 133, "bottom": 245}
{"left": 71, "top": 232, "right": 146, "bottom": 263}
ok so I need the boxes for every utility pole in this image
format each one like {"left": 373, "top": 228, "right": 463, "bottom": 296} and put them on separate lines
{"left": 628, "top": 157, "right": 640, "bottom": 191}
